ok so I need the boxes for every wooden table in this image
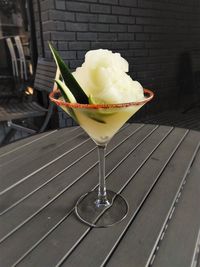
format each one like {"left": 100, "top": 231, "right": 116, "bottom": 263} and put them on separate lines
{"left": 0, "top": 123, "right": 200, "bottom": 267}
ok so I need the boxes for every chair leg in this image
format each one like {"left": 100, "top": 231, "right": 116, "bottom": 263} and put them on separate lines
{"left": 1, "top": 128, "right": 17, "bottom": 145}
{"left": 39, "top": 102, "right": 54, "bottom": 133}
{"left": 7, "top": 120, "right": 36, "bottom": 134}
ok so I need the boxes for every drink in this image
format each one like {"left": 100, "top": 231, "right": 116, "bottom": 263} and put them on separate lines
{"left": 49, "top": 44, "right": 154, "bottom": 227}
{"left": 59, "top": 98, "right": 145, "bottom": 146}
{"left": 50, "top": 89, "right": 153, "bottom": 227}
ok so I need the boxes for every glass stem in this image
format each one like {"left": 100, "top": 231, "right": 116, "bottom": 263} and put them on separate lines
{"left": 96, "top": 145, "right": 110, "bottom": 207}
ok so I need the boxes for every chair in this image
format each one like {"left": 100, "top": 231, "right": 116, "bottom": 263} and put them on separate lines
{"left": 14, "top": 36, "right": 28, "bottom": 81}
{"left": 0, "top": 58, "right": 57, "bottom": 145}
{"left": 5, "top": 38, "right": 19, "bottom": 79}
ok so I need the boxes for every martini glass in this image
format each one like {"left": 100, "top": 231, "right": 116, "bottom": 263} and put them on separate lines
{"left": 49, "top": 89, "right": 154, "bottom": 227}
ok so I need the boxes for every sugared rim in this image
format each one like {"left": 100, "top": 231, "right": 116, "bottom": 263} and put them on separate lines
{"left": 49, "top": 88, "right": 154, "bottom": 109}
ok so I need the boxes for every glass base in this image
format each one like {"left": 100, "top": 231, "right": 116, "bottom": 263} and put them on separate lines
{"left": 75, "top": 190, "right": 129, "bottom": 228}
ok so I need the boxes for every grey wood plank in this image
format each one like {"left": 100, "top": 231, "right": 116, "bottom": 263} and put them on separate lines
{"left": 0, "top": 139, "right": 95, "bottom": 217}
{"left": 0, "top": 127, "right": 79, "bottom": 166}
{"left": 0, "top": 128, "right": 86, "bottom": 193}
{"left": 9, "top": 126, "right": 172, "bottom": 267}
{"left": 0, "top": 130, "right": 56, "bottom": 157}
{"left": 105, "top": 130, "right": 200, "bottom": 267}
{"left": 152, "top": 148, "right": 200, "bottom": 267}
{"left": 0, "top": 124, "right": 140, "bottom": 215}
{"left": 0, "top": 124, "right": 146, "bottom": 235}
{"left": 0, "top": 124, "right": 144, "bottom": 238}
{"left": 56, "top": 127, "right": 188, "bottom": 267}
{"left": 0, "top": 124, "right": 162, "bottom": 267}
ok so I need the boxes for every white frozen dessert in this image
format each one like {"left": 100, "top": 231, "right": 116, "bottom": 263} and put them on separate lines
{"left": 53, "top": 48, "right": 148, "bottom": 145}
{"left": 72, "top": 49, "right": 144, "bottom": 104}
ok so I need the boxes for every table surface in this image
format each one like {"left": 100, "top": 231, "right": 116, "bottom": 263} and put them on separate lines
{"left": 0, "top": 123, "right": 200, "bottom": 267}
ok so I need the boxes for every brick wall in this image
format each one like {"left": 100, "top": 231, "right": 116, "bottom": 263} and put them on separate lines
{"left": 33, "top": 0, "right": 200, "bottom": 115}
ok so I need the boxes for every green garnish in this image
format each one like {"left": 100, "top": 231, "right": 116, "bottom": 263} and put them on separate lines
{"left": 86, "top": 112, "right": 106, "bottom": 124}
{"left": 55, "top": 80, "right": 78, "bottom": 123}
{"left": 49, "top": 43, "right": 89, "bottom": 104}
{"left": 49, "top": 43, "right": 109, "bottom": 124}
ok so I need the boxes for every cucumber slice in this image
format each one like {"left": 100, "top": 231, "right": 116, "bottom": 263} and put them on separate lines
{"left": 55, "top": 80, "right": 78, "bottom": 123}
{"left": 55, "top": 79, "right": 76, "bottom": 103}
{"left": 49, "top": 43, "right": 89, "bottom": 104}
{"left": 89, "top": 95, "right": 117, "bottom": 116}
{"left": 86, "top": 112, "right": 106, "bottom": 124}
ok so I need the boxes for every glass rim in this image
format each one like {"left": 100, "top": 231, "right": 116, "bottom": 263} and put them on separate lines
{"left": 49, "top": 88, "right": 154, "bottom": 109}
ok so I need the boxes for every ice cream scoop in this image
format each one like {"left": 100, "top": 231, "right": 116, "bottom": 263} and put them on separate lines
{"left": 72, "top": 49, "right": 145, "bottom": 104}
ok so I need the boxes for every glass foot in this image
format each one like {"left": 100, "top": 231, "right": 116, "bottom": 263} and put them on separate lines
{"left": 75, "top": 190, "right": 129, "bottom": 227}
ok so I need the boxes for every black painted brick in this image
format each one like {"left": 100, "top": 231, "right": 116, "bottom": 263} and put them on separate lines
{"left": 41, "top": 11, "right": 49, "bottom": 21}
{"left": 43, "top": 32, "right": 51, "bottom": 41}
{"left": 58, "top": 41, "right": 68, "bottom": 50}
{"left": 112, "top": 6, "right": 130, "bottom": 15}
{"left": 69, "top": 59, "right": 83, "bottom": 69}
{"left": 43, "top": 21, "right": 55, "bottom": 31}
{"left": 77, "top": 50, "right": 88, "bottom": 60}
{"left": 143, "top": 25, "right": 164, "bottom": 33}
{"left": 99, "top": 0, "right": 118, "bottom": 4}
{"left": 129, "top": 41, "right": 145, "bottom": 49}
{"left": 128, "top": 25, "right": 143, "bottom": 32}
{"left": 76, "top": 13, "right": 97, "bottom": 22}
{"left": 58, "top": 51, "right": 76, "bottom": 59}
{"left": 68, "top": 41, "right": 90, "bottom": 50}
{"left": 98, "top": 14, "right": 117, "bottom": 23}
{"left": 119, "top": 0, "right": 137, "bottom": 7}
{"left": 134, "top": 49, "right": 149, "bottom": 57}
{"left": 66, "top": 1, "right": 89, "bottom": 12}
{"left": 136, "top": 17, "right": 163, "bottom": 25}
{"left": 118, "top": 32, "right": 135, "bottom": 41}
{"left": 55, "top": 0, "right": 65, "bottom": 10}
{"left": 77, "top": 0, "right": 98, "bottom": 2}
{"left": 66, "top": 22, "right": 88, "bottom": 32}
{"left": 51, "top": 31, "right": 76, "bottom": 40}
{"left": 98, "top": 32, "right": 117, "bottom": 41}
{"left": 150, "top": 33, "right": 168, "bottom": 41}
{"left": 138, "top": 0, "right": 156, "bottom": 9}
{"left": 111, "top": 41, "right": 129, "bottom": 49}
{"left": 90, "top": 4, "right": 111, "bottom": 14}
{"left": 41, "top": 0, "right": 54, "bottom": 11}
{"left": 77, "top": 32, "right": 98, "bottom": 41}
{"left": 109, "top": 24, "right": 127, "bottom": 32}
{"left": 90, "top": 41, "right": 112, "bottom": 49}
{"left": 118, "top": 15, "right": 135, "bottom": 24}
{"left": 89, "top": 23, "right": 109, "bottom": 32}
{"left": 131, "top": 7, "right": 161, "bottom": 17}
{"left": 49, "top": 10, "right": 75, "bottom": 21}
{"left": 55, "top": 21, "right": 65, "bottom": 31}
{"left": 136, "top": 33, "right": 150, "bottom": 41}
